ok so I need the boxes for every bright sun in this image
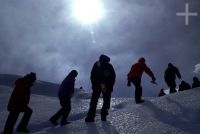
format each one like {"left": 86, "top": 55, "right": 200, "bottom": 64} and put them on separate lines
{"left": 71, "top": 0, "right": 105, "bottom": 24}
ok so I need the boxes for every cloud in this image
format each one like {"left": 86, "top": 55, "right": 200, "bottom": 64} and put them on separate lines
{"left": 0, "top": 0, "right": 200, "bottom": 97}
{"left": 193, "top": 64, "right": 200, "bottom": 74}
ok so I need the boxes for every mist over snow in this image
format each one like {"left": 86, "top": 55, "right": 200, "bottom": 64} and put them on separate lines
{"left": 193, "top": 64, "right": 200, "bottom": 75}
{"left": 1, "top": 75, "right": 200, "bottom": 134}
{"left": 0, "top": 0, "right": 200, "bottom": 97}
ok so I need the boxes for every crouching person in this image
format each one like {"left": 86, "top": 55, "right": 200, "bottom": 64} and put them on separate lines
{"left": 3, "top": 72, "right": 36, "bottom": 134}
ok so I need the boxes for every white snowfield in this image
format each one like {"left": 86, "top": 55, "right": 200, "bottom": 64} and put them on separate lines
{"left": 1, "top": 84, "right": 200, "bottom": 134}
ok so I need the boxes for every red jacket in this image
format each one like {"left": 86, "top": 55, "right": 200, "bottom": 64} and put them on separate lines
{"left": 7, "top": 77, "right": 31, "bottom": 112}
{"left": 158, "top": 89, "right": 166, "bottom": 97}
{"left": 128, "top": 59, "right": 154, "bottom": 81}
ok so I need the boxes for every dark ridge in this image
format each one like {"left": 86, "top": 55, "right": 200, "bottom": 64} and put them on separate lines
{"left": 0, "top": 74, "right": 59, "bottom": 97}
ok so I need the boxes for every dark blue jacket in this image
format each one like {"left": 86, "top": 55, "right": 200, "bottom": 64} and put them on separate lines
{"left": 58, "top": 73, "right": 76, "bottom": 98}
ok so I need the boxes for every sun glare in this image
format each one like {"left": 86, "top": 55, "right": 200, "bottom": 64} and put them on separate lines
{"left": 71, "top": 0, "right": 105, "bottom": 24}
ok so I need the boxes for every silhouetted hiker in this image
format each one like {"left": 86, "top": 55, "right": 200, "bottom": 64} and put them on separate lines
{"left": 49, "top": 70, "right": 78, "bottom": 126}
{"left": 85, "top": 54, "right": 116, "bottom": 122}
{"left": 158, "top": 89, "right": 166, "bottom": 97}
{"left": 164, "top": 63, "right": 181, "bottom": 94}
{"left": 3, "top": 72, "right": 36, "bottom": 134}
{"left": 192, "top": 77, "right": 200, "bottom": 88}
{"left": 127, "top": 57, "right": 156, "bottom": 104}
{"left": 179, "top": 80, "right": 191, "bottom": 91}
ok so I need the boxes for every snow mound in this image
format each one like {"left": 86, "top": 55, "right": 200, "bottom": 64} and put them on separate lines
{"left": 1, "top": 77, "right": 200, "bottom": 133}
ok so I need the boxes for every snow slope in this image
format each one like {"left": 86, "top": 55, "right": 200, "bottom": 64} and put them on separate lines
{"left": 1, "top": 75, "right": 200, "bottom": 134}
{"left": 0, "top": 74, "right": 60, "bottom": 97}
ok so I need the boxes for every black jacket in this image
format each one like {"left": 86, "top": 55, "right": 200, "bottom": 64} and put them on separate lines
{"left": 192, "top": 80, "right": 200, "bottom": 88}
{"left": 179, "top": 81, "right": 191, "bottom": 91}
{"left": 165, "top": 65, "right": 181, "bottom": 82}
{"left": 90, "top": 57, "right": 116, "bottom": 88}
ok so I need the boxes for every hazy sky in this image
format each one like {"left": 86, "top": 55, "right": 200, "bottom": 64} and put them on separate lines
{"left": 0, "top": 0, "right": 200, "bottom": 97}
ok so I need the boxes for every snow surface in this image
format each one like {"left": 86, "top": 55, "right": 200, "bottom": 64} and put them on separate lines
{"left": 1, "top": 76, "right": 200, "bottom": 134}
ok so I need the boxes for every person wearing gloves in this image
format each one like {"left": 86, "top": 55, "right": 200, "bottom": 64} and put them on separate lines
{"left": 127, "top": 57, "right": 156, "bottom": 104}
